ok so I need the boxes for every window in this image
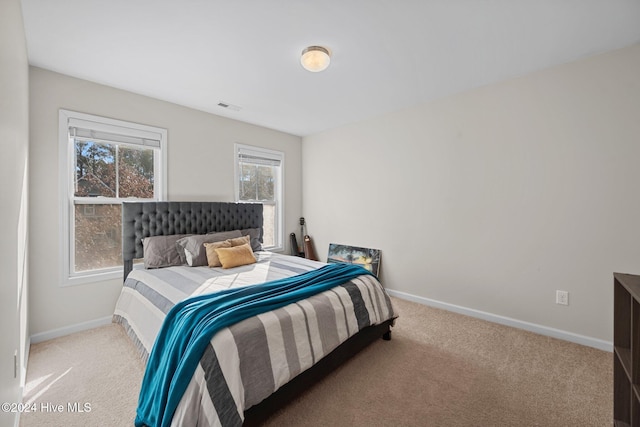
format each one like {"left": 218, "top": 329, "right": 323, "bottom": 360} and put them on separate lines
{"left": 234, "top": 144, "right": 284, "bottom": 251}
{"left": 59, "top": 110, "right": 166, "bottom": 285}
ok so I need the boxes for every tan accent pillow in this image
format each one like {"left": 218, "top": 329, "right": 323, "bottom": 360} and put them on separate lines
{"left": 228, "top": 235, "right": 250, "bottom": 248}
{"left": 203, "top": 240, "right": 233, "bottom": 267}
{"left": 215, "top": 243, "right": 257, "bottom": 269}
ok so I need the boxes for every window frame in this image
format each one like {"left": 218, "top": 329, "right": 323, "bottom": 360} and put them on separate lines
{"left": 234, "top": 143, "right": 284, "bottom": 252}
{"left": 58, "top": 109, "right": 167, "bottom": 286}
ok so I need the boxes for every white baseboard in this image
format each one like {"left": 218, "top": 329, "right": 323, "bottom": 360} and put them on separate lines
{"left": 16, "top": 336, "right": 31, "bottom": 427}
{"left": 22, "top": 335, "right": 30, "bottom": 387}
{"left": 30, "top": 315, "right": 113, "bottom": 344}
{"left": 386, "top": 289, "right": 613, "bottom": 352}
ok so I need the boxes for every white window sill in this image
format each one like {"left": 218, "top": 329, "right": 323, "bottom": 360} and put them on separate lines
{"left": 62, "top": 269, "right": 123, "bottom": 287}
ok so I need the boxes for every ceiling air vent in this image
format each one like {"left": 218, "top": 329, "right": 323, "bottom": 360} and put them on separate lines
{"left": 217, "top": 101, "right": 242, "bottom": 112}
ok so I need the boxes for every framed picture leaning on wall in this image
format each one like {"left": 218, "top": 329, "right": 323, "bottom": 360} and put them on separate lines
{"left": 327, "top": 243, "right": 381, "bottom": 276}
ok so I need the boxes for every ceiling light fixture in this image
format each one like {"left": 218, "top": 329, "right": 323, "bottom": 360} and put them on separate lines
{"left": 301, "top": 46, "right": 331, "bottom": 72}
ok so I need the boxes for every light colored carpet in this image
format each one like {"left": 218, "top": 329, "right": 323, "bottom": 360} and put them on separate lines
{"left": 21, "top": 298, "right": 612, "bottom": 426}
{"left": 21, "top": 323, "right": 143, "bottom": 427}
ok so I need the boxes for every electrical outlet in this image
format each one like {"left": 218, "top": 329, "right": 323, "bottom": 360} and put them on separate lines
{"left": 556, "top": 290, "right": 569, "bottom": 306}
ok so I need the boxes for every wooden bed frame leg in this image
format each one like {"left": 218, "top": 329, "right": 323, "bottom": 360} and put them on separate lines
{"left": 382, "top": 330, "right": 392, "bottom": 341}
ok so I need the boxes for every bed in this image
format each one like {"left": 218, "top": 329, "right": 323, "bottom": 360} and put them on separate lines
{"left": 113, "top": 201, "right": 397, "bottom": 426}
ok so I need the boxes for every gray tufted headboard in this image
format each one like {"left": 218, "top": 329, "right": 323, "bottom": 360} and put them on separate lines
{"left": 122, "top": 201, "right": 263, "bottom": 280}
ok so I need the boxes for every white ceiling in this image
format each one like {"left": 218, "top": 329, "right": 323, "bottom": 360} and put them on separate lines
{"left": 21, "top": 0, "right": 640, "bottom": 137}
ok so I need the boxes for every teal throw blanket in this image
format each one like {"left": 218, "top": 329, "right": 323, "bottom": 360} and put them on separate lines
{"left": 135, "top": 262, "right": 373, "bottom": 427}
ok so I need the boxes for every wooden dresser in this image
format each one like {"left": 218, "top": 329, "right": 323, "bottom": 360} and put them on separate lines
{"left": 614, "top": 273, "right": 640, "bottom": 426}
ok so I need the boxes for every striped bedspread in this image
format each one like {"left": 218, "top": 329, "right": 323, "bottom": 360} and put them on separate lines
{"left": 113, "top": 252, "right": 396, "bottom": 426}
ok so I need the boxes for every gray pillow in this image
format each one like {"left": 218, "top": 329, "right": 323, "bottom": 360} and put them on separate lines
{"left": 240, "top": 228, "right": 263, "bottom": 252}
{"left": 176, "top": 230, "right": 243, "bottom": 267}
{"left": 142, "top": 234, "right": 192, "bottom": 269}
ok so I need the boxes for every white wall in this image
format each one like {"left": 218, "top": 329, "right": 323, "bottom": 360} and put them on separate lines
{"left": 29, "top": 68, "right": 302, "bottom": 336}
{"left": 0, "top": 0, "right": 30, "bottom": 425}
{"left": 303, "top": 44, "right": 640, "bottom": 344}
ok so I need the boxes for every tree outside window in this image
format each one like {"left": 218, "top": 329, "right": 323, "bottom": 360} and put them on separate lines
{"left": 235, "top": 144, "right": 283, "bottom": 250}
{"left": 73, "top": 141, "right": 156, "bottom": 272}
